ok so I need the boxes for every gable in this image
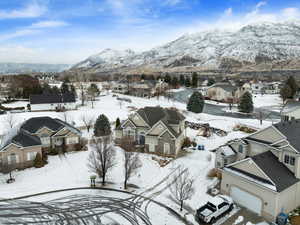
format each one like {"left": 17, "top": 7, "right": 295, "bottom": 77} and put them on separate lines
{"left": 249, "top": 126, "right": 285, "bottom": 144}
{"left": 36, "top": 127, "right": 53, "bottom": 136}
{"left": 122, "top": 119, "right": 136, "bottom": 129}
{"left": 130, "top": 113, "right": 148, "bottom": 127}
{"left": 159, "top": 129, "right": 176, "bottom": 139}
{"left": 147, "top": 121, "right": 166, "bottom": 136}
{"left": 232, "top": 159, "right": 271, "bottom": 181}
{"left": 53, "top": 128, "right": 69, "bottom": 137}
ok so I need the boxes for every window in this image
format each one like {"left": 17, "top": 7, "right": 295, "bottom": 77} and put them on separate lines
{"left": 238, "top": 145, "right": 243, "bottom": 153}
{"left": 284, "top": 155, "right": 296, "bottom": 166}
{"left": 164, "top": 143, "right": 171, "bottom": 155}
{"left": 224, "top": 159, "right": 228, "bottom": 165}
{"left": 124, "top": 127, "right": 135, "bottom": 137}
{"left": 27, "top": 152, "right": 37, "bottom": 161}
{"left": 7, "top": 153, "right": 18, "bottom": 165}
{"left": 67, "top": 137, "right": 79, "bottom": 145}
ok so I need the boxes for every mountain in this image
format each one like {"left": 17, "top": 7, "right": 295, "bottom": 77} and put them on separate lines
{"left": 72, "top": 21, "right": 300, "bottom": 73}
{"left": 0, "top": 63, "right": 70, "bottom": 74}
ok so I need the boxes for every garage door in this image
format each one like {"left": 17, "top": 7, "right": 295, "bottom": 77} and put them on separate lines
{"left": 230, "top": 187, "right": 262, "bottom": 215}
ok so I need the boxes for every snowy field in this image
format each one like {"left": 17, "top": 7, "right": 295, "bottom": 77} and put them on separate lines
{"left": 0, "top": 93, "right": 276, "bottom": 224}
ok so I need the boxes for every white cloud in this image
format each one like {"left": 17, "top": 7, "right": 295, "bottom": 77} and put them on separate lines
{"left": 0, "top": 1, "right": 47, "bottom": 19}
{"left": 224, "top": 8, "right": 233, "bottom": 17}
{"left": 164, "top": 0, "right": 182, "bottom": 6}
{"left": 30, "top": 20, "right": 69, "bottom": 29}
{"left": 282, "top": 8, "right": 300, "bottom": 20}
{"left": 0, "top": 45, "right": 42, "bottom": 63}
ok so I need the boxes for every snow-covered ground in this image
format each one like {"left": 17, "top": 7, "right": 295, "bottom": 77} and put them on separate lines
{"left": 0, "top": 93, "right": 277, "bottom": 224}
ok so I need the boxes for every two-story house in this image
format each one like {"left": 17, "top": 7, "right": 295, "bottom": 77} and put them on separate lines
{"left": 115, "top": 106, "right": 185, "bottom": 156}
{"left": 217, "top": 120, "right": 300, "bottom": 221}
{"left": 0, "top": 117, "right": 82, "bottom": 170}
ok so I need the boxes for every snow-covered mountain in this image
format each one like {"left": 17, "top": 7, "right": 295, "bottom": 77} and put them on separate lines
{"left": 0, "top": 63, "right": 70, "bottom": 74}
{"left": 73, "top": 21, "right": 300, "bottom": 72}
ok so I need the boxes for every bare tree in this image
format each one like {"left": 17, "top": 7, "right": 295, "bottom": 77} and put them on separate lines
{"left": 61, "top": 111, "right": 71, "bottom": 123}
{"left": 169, "top": 166, "right": 195, "bottom": 211}
{"left": 123, "top": 151, "right": 141, "bottom": 189}
{"left": 118, "top": 100, "right": 123, "bottom": 109}
{"left": 87, "top": 137, "right": 116, "bottom": 185}
{"left": 80, "top": 114, "right": 95, "bottom": 132}
{"left": 0, "top": 160, "right": 17, "bottom": 183}
{"left": 5, "top": 113, "right": 16, "bottom": 129}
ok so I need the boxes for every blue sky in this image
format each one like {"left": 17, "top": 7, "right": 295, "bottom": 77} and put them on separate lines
{"left": 0, "top": 0, "right": 300, "bottom": 64}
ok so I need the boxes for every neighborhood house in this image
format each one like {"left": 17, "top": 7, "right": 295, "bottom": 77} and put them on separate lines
{"left": 216, "top": 119, "right": 300, "bottom": 221}
{"left": 0, "top": 117, "right": 81, "bottom": 170}
{"left": 115, "top": 106, "right": 185, "bottom": 156}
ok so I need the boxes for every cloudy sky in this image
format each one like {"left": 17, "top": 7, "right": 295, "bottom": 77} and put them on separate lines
{"left": 0, "top": 0, "right": 300, "bottom": 64}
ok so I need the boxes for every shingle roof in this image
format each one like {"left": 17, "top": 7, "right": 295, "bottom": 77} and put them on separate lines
{"left": 137, "top": 107, "right": 185, "bottom": 127}
{"left": 273, "top": 119, "right": 300, "bottom": 153}
{"left": 210, "top": 83, "right": 237, "bottom": 92}
{"left": 30, "top": 92, "right": 75, "bottom": 105}
{"left": 228, "top": 151, "right": 299, "bottom": 192}
{"left": 21, "top": 117, "right": 64, "bottom": 133}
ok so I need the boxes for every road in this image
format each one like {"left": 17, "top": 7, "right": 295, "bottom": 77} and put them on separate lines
{"left": 171, "top": 89, "right": 281, "bottom": 121}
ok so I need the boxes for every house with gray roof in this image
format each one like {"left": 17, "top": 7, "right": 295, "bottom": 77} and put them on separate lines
{"left": 115, "top": 106, "right": 185, "bottom": 156}
{"left": 29, "top": 92, "right": 76, "bottom": 111}
{"left": 0, "top": 117, "right": 82, "bottom": 170}
{"left": 207, "top": 82, "right": 245, "bottom": 103}
{"left": 218, "top": 119, "right": 300, "bottom": 221}
{"left": 281, "top": 101, "right": 300, "bottom": 122}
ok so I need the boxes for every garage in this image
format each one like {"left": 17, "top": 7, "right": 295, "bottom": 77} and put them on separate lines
{"left": 230, "top": 187, "right": 262, "bottom": 215}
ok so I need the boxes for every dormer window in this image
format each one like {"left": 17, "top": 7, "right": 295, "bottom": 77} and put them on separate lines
{"left": 238, "top": 145, "right": 243, "bottom": 153}
{"left": 284, "top": 155, "right": 296, "bottom": 166}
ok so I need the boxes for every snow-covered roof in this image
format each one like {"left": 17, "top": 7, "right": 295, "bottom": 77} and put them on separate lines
{"left": 219, "top": 145, "right": 236, "bottom": 157}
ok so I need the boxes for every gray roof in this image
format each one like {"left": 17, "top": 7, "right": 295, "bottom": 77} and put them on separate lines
{"left": 273, "top": 119, "right": 300, "bottom": 153}
{"left": 228, "top": 151, "right": 299, "bottom": 192}
{"left": 282, "top": 101, "right": 300, "bottom": 114}
{"left": 137, "top": 107, "right": 185, "bottom": 137}
{"left": 30, "top": 92, "right": 75, "bottom": 105}
{"left": 21, "top": 117, "right": 64, "bottom": 133}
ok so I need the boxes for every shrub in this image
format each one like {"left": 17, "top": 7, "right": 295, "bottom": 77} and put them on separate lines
{"left": 48, "top": 148, "right": 59, "bottom": 155}
{"left": 181, "top": 137, "right": 192, "bottom": 149}
{"left": 207, "top": 168, "right": 222, "bottom": 179}
{"left": 34, "top": 153, "right": 44, "bottom": 168}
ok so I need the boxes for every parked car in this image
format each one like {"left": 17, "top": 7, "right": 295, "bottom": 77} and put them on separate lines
{"left": 195, "top": 195, "right": 233, "bottom": 224}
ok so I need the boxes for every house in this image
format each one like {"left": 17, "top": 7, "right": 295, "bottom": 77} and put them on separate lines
{"left": 251, "top": 81, "right": 265, "bottom": 95}
{"left": 112, "top": 82, "right": 128, "bottom": 94}
{"left": 0, "top": 117, "right": 82, "bottom": 170}
{"left": 281, "top": 101, "right": 300, "bottom": 122}
{"left": 207, "top": 82, "right": 245, "bottom": 103}
{"left": 217, "top": 120, "right": 300, "bottom": 221}
{"left": 29, "top": 92, "right": 76, "bottom": 111}
{"left": 129, "top": 79, "right": 168, "bottom": 98}
{"left": 115, "top": 106, "right": 185, "bottom": 156}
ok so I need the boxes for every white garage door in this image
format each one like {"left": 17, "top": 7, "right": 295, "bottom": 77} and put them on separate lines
{"left": 230, "top": 187, "right": 262, "bottom": 215}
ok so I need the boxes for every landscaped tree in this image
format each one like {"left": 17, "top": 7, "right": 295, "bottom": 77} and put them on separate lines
{"left": 171, "top": 77, "right": 179, "bottom": 88}
{"left": 207, "top": 78, "right": 215, "bottom": 86}
{"left": 280, "top": 84, "right": 292, "bottom": 103}
{"left": 123, "top": 152, "right": 142, "bottom": 189}
{"left": 164, "top": 73, "right": 171, "bottom": 84}
{"left": 185, "top": 77, "right": 191, "bottom": 87}
{"left": 115, "top": 118, "right": 121, "bottom": 129}
{"left": 88, "top": 137, "right": 116, "bottom": 185}
{"left": 80, "top": 114, "right": 95, "bottom": 132}
{"left": 192, "top": 72, "right": 198, "bottom": 88}
{"left": 179, "top": 75, "right": 185, "bottom": 86}
{"left": 87, "top": 83, "right": 100, "bottom": 108}
{"left": 60, "top": 81, "right": 69, "bottom": 93}
{"left": 169, "top": 166, "right": 195, "bottom": 211}
{"left": 238, "top": 91, "right": 254, "bottom": 113}
{"left": 286, "top": 76, "right": 299, "bottom": 98}
{"left": 187, "top": 91, "right": 205, "bottom": 113}
{"left": 94, "top": 114, "right": 111, "bottom": 137}
{"left": 34, "top": 153, "right": 44, "bottom": 168}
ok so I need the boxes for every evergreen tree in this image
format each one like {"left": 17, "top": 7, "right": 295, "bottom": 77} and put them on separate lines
{"left": 94, "top": 114, "right": 111, "bottom": 137}
{"left": 286, "top": 76, "right": 298, "bottom": 98}
{"left": 171, "top": 77, "right": 179, "bottom": 88}
{"left": 187, "top": 91, "right": 205, "bottom": 113}
{"left": 141, "top": 74, "right": 146, "bottom": 80}
{"left": 192, "top": 72, "right": 198, "bottom": 88}
{"left": 185, "top": 77, "right": 191, "bottom": 87}
{"left": 116, "top": 117, "right": 121, "bottom": 129}
{"left": 61, "top": 81, "right": 69, "bottom": 93}
{"left": 238, "top": 92, "right": 254, "bottom": 113}
{"left": 280, "top": 84, "right": 292, "bottom": 102}
{"left": 34, "top": 153, "right": 44, "bottom": 168}
{"left": 207, "top": 78, "right": 215, "bottom": 86}
{"left": 179, "top": 75, "right": 185, "bottom": 86}
{"left": 164, "top": 73, "right": 171, "bottom": 84}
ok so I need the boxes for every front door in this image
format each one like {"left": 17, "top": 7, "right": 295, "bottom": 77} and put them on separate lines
{"left": 164, "top": 143, "right": 170, "bottom": 155}
{"left": 149, "top": 144, "right": 155, "bottom": 153}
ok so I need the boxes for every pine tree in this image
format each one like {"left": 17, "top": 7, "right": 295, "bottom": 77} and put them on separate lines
{"left": 34, "top": 153, "right": 44, "bottom": 168}
{"left": 286, "top": 76, "right": 298, "bottom": 98}
{"left": 179, "top": 75, "right": 185, "bottom": 86}
{"left": 207, "top": 78, "right": 215, "bottom": 86}
{"left": 116, "top": 117, "right": 121, "bottom": 129}
{"left": 94, "top": 114, "right": 111, "bottom": 137}
{"left": 171, "top": 77, "right": 179, "bottom": 88}
{"left": 238, "top": 92, "right": 254, "bottom": 113}
{"left": 164, "top": 73, "right": 171, "bottom": 84}
{"left": 185, "top": 77, "right": 191, "bottom": 87}
{"left": 192, "top": 72, "right": 198, "bottom": 88}
{"left": 60, "top": 82, "right": 69, "bottom": 93}
{"left": 280, "top": 84, "right": 292, "bottom": 102}
{"left": 187, "top": 91, "right": 205, "bottom": 113}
